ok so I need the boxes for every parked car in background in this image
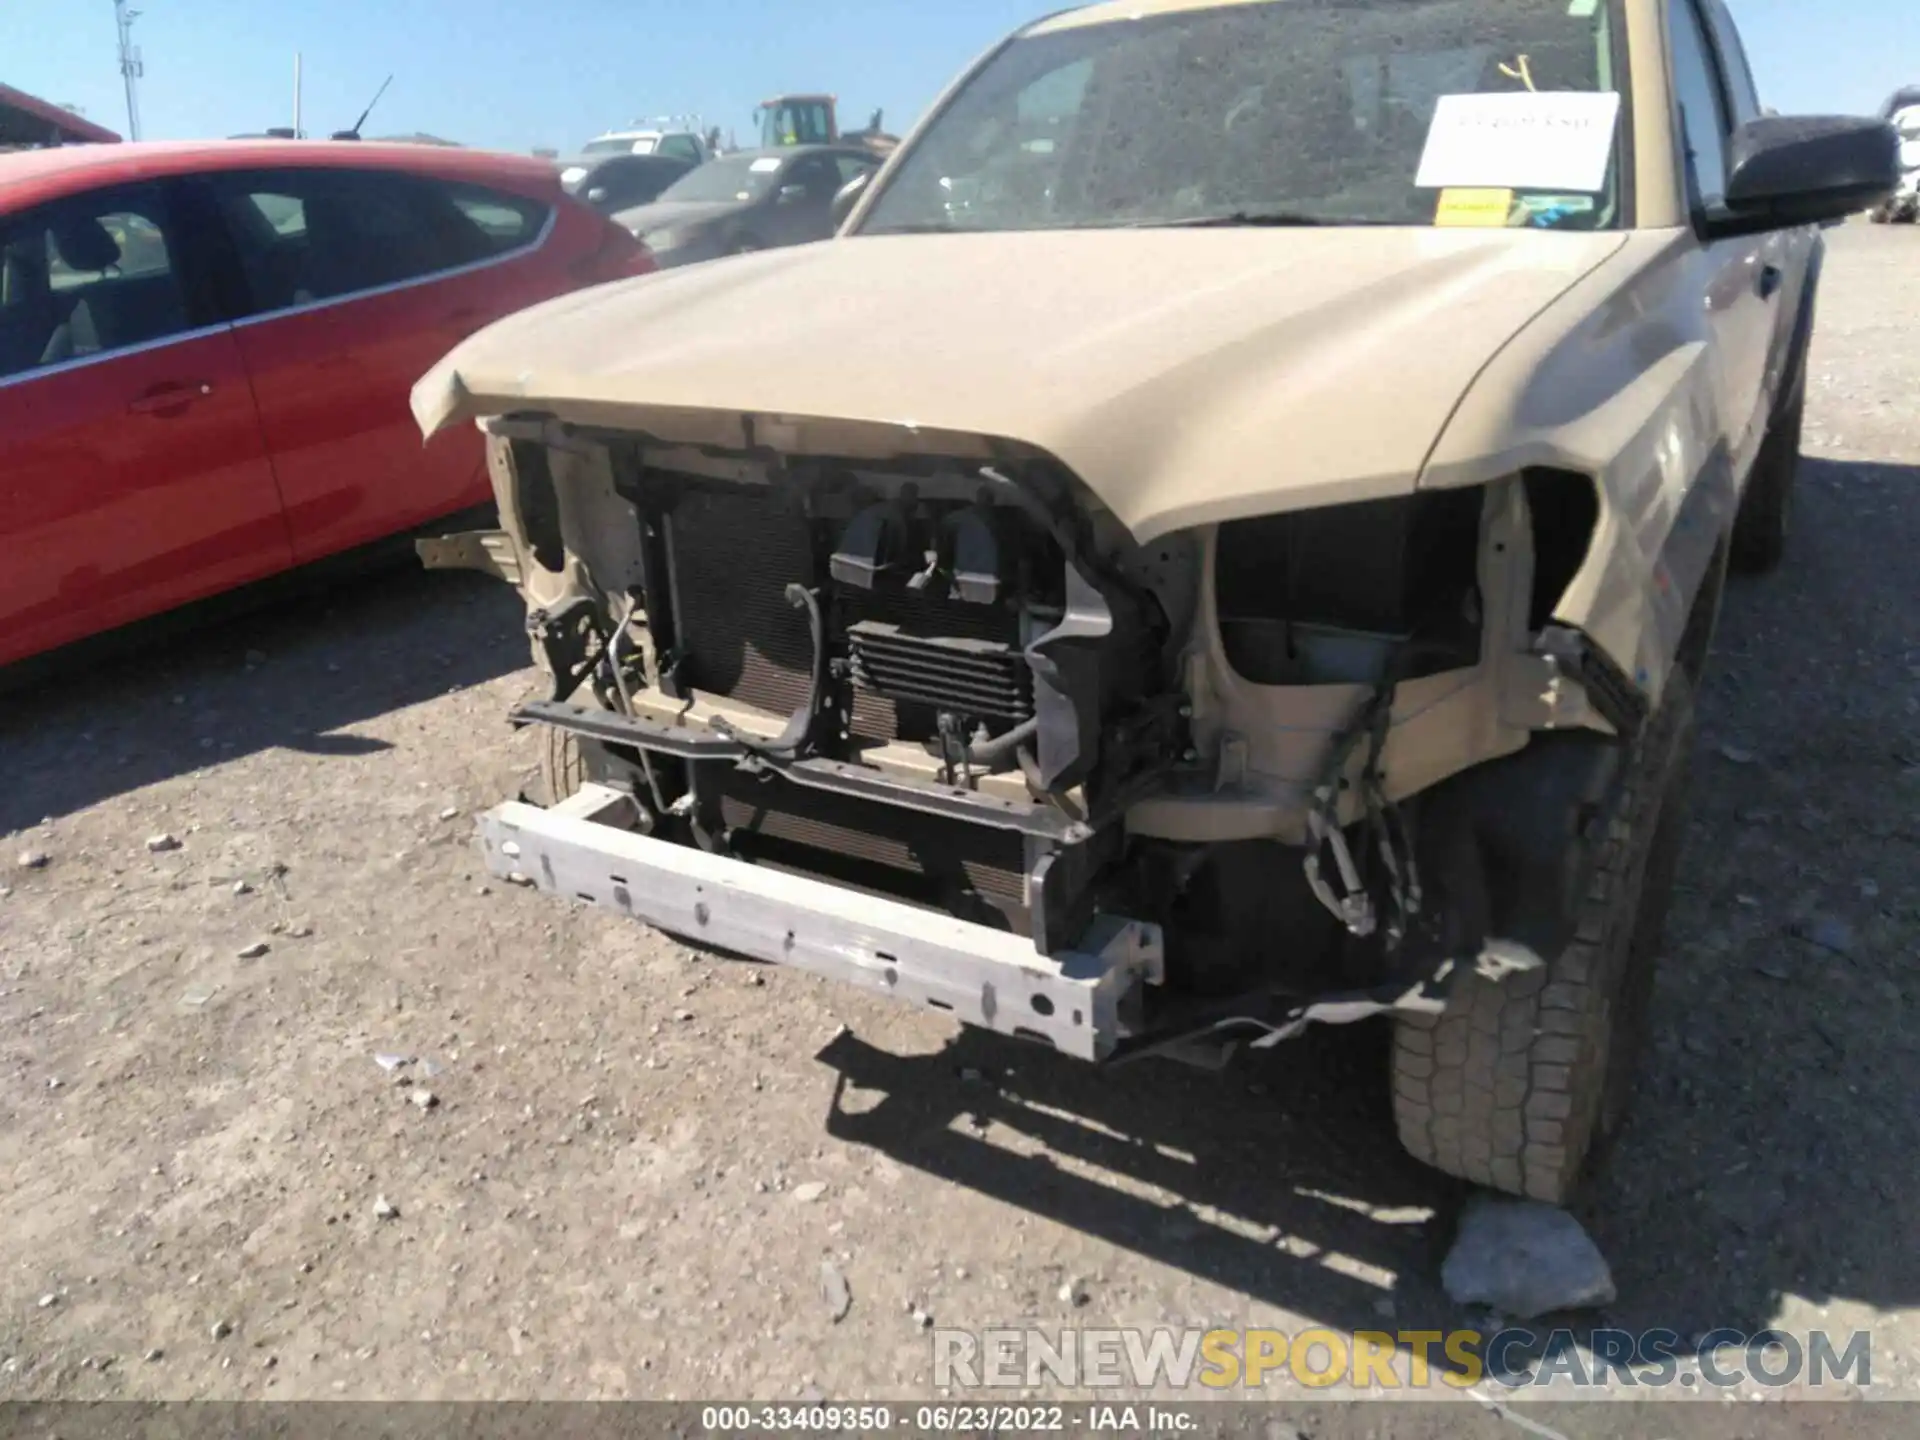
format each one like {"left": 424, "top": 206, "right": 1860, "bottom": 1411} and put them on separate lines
{"left": 611, "top": 145, "right": 881, "bottom": 267}
{"left": 580, "top": 127, "right": 713, "bottom": 165}
{"left": 557, "top": 151, "right": 694, "bottom": 215}
{"left": 0, "top": 139, "right": 654, "bottom": 668}
{"left": 1871, "top": 85, "right": 1920, "bottom": 223}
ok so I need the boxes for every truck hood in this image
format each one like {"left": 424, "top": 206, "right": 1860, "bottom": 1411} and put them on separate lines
{"left": 414, "top": 227, "right": 1627, "bottom": 543}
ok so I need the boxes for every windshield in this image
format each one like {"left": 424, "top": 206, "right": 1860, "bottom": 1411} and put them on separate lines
{"left": 659, "top": 155, "right": 783, "bottom": 204}
{"left": 581, "top": 138, "right": 638, "bottom": 155}
{"left": 761, "top": 100, "right": 836, "bottom": 148}
{"left": 858, "top": 0, "right": 1628, "bottom": 234}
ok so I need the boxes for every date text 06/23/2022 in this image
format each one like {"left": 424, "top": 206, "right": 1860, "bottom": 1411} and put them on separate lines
{"left": 699, "top": 1404, "right": 1189, "bottom": 1433}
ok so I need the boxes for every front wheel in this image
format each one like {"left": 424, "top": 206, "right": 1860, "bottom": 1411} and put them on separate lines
{"left": 1391, "top": 669, "right": 1697, "bottom": 1205}
{"left": 542, "top": 726, "right": 587, "bottom": 805}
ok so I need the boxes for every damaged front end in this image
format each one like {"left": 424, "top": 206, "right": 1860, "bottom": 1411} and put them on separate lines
{"left": 427, "top": 417, "right": 1630, "bottom": 1066}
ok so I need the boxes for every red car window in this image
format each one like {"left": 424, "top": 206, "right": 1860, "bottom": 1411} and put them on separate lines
{"left": 201, "top": 168, "right": 551, "bottom": 319}
{"left": 440, "top": 182, "right": 549, "bottom": 254}
{"left": 0, "top": 184, "right": 196, "bottom": 380}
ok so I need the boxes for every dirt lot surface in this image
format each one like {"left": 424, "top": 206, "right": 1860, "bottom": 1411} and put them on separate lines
{"left": 2, "top": 223, "right": 1917, "bottom": 1418}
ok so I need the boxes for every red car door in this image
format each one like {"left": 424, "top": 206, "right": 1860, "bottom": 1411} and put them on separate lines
{"left": 196, "top": 165, "right": 567, "bottom": 564}
{"left": 0, "top": 180, "right": 290, "bottom": 667}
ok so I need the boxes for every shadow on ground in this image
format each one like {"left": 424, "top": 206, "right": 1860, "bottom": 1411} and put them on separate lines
{"left": 0, "top": 562, "right": 530, "bottom": 835}
{"left": 814, "top": 456, "right": 1920, "bottom": 1369}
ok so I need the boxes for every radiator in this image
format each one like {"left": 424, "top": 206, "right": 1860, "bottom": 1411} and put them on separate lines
{"left": 666, "top": 488, "right": 816, "bottom": 718}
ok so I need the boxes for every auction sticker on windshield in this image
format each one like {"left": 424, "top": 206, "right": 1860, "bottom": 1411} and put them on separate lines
{"left": 1433, "top": 188, "right": 1516, "bottom": 227}
{"left": 1416, "top": 90, "right": 1622, "bottom": 193}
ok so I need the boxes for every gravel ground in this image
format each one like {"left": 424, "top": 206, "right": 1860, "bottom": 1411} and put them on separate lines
{"left": 1, "top": 223, "right": 1916, "bottom": 1414}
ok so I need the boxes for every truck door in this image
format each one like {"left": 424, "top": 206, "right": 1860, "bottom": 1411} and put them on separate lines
{"left": 1667, "top": 0, "right": 1776, "bottom": 480}
{"left": 1702, "top": 0, "right": 1809, "bottom": 414}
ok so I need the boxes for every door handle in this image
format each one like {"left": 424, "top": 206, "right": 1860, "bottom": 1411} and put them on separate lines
{"left": 1757, "top": 265, "right": 1784, "bottom": 300}
{"left": 129, "top": 381, "right": 213, "bottom": 416}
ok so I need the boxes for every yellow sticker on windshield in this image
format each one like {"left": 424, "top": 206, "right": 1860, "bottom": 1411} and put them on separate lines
{"left": 1434, "top": 188, "right": 1516, "bottom": 227}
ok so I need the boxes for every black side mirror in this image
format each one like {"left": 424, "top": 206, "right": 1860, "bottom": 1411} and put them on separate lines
{"left": 831, "top": 171, "right": 874, "bottom": 230}
{"left": 1706, "top": 114, "right": 1899, "bottom": 237}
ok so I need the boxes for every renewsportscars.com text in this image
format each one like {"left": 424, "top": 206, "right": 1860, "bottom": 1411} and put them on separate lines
{"left": 932, "top": 1326, "right": 1873, "bottom": 1391}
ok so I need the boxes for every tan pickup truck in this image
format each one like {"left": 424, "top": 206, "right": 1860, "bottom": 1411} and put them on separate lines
{"left": 414, "top": 0, "right": 1896, "bottom": 1203}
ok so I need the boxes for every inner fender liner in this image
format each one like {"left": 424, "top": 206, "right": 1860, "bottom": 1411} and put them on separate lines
{"left": 1534, "top": 626, "right": 1649, "bottom": 740}
{"left": 1414, "top": 730, "right": 1626, "bottom": 973}
{"left": 509, "top": 440, "right": 566, "bottom": 574}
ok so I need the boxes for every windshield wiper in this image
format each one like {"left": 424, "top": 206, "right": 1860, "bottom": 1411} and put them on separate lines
{"left": 859, "top": 221, "right": 969, "bottom": 235}
{"left": 1118, "top": 212, "right": 1399, "bottom": 229}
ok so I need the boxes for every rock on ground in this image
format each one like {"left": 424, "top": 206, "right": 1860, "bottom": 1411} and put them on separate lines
{"left": 1441, "top": 1195, "right": 1617, "bottom": 1321}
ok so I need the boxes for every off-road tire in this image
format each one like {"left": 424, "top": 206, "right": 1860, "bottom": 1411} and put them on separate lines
{"left": 1391, "top": 669, "right": 1697, "bottom": 1205}
{"left": 542, "top": 727, "right": 588, "bottom": 806}
{"left": 1730, "top": 392, "right": 1804, "bottom": 576}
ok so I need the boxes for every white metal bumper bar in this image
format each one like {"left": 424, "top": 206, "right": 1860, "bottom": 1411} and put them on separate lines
{"left": 478, "top": 786, "right": 1164, "bottom": 1061}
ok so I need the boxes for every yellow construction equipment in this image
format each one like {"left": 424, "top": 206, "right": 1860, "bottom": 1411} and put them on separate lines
{"left": 755, "top": 94, "right": 898, "bottom": 156}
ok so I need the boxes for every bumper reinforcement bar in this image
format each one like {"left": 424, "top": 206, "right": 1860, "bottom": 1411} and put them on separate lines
{"left": 478, "top": 786, "right": 1163, "bottom": 1061}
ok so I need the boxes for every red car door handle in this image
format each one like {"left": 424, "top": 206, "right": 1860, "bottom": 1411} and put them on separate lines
{"left": 129, "top": 381, "right": 214, "bottom": 416}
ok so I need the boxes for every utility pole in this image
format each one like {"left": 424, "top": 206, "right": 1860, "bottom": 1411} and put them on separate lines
{"left": 294, "top": 52, "right": 303, "bottom": 138}
{"left": 113, "top": 0, "right": 144, "bottom": 141}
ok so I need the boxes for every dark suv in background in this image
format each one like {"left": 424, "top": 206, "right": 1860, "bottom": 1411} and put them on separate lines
{"left": 557, "top": 152, "right": 694, "bottom": 216}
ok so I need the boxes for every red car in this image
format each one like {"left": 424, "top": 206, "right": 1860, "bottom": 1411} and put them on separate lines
{"left": 0, "top": 140, "right": 653, "bottom": 667}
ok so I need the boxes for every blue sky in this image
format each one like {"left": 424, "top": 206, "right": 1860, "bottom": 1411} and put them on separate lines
{"left": 4, "top": 0, "right": 1916, "bottom": 153}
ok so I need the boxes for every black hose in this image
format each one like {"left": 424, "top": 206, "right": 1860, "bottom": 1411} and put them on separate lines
{"left": 600, "top": 598, "right": 673, "bottom": 816}
{"left": 712, "top": 583, "right": 824, "bottom": 760}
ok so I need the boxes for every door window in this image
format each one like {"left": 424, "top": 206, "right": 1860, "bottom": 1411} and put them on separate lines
{"left": 1703, "top": 1, "right": 1762, "bottom": 124}
{"left": 0, "top": 184, "right": 194, "bottom": 380}
{"left": 1668, "top": 0, "right": 1733, "bottom": 208}
{"left": 444, "top": 185, "right": 547, "bottom": 250}
{"left": 784, "top": 154, "right": 844, "bottom": 202}
{"left": 204, "top": 168, "right": 548, "bottom": 318}
{"left": 592, "top": 168, "right": 653, "bottom": 211}
{"left": 833, "top": 154, "right": 879, "bottom": 187}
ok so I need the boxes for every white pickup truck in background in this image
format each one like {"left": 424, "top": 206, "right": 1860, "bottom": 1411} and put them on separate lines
{"left": 1871, "top": 85, "right": 1920, "bottom": 222}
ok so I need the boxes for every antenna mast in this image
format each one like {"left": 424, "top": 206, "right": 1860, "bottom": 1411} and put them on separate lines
{"left": 334, "top": 74, "right": 393, "bottom": 140}
{"left": 113, "top": 0, "right": 144, "bottom": 140}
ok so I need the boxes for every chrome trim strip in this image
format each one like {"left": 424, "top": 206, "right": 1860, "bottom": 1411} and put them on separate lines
{"left": 228, "top": 204, "right": 559, "bottom": 330}
{"left": 0, "top": 320, "right": 238, "bottom": 392}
